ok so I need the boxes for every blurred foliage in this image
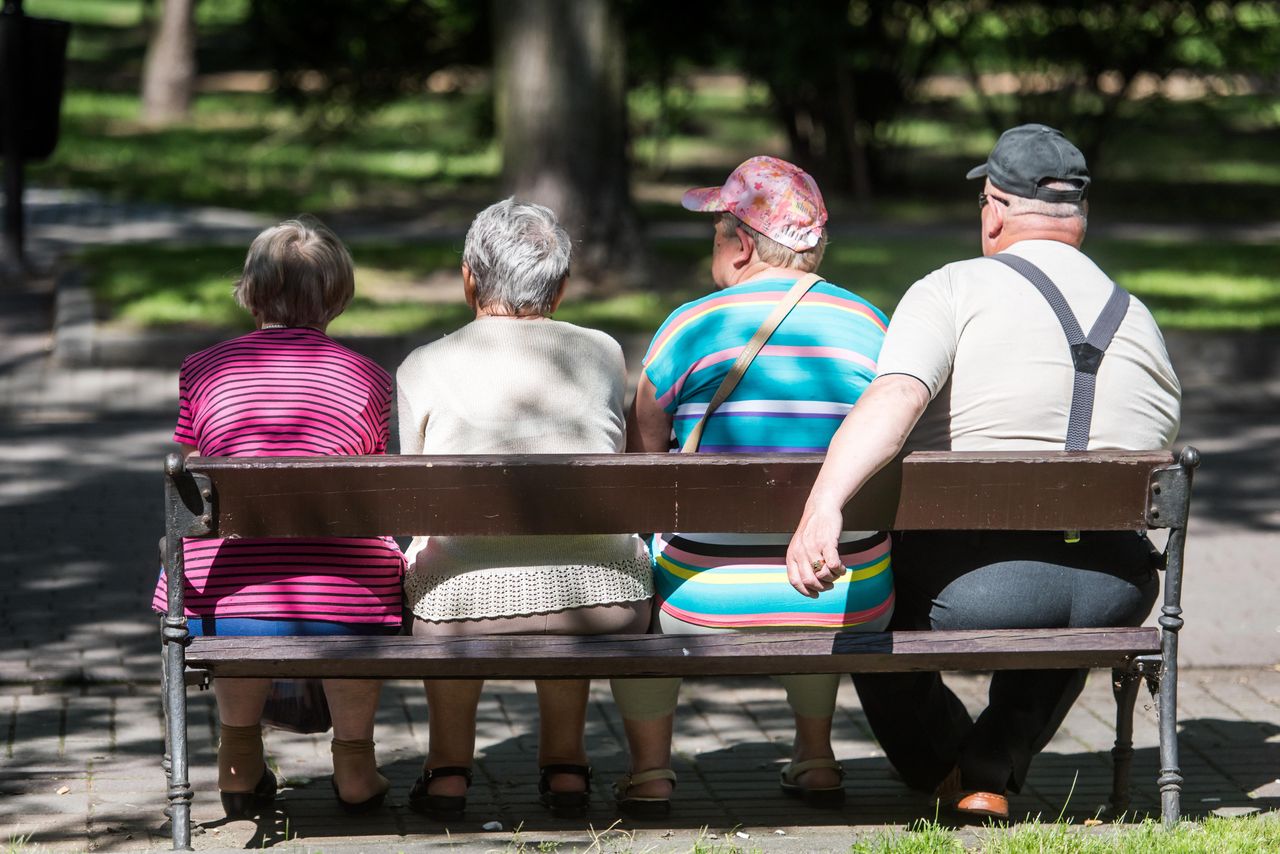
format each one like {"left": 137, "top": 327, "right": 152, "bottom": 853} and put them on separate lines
{"left": 949, "top": 1, "right": 1280, "bottom": 165}
{"left": 620, "top": 0, "right": 1280, "bottom": 194}
{"left": 623, "top": 0, "right": 960, "bottom": 199}
{"left": 246, "top": 0, "right": 489, "bottom": 131}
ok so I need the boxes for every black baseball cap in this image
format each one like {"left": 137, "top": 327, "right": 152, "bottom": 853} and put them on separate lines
{"left": 966, "top": 123, "right": 1090, "bottom": 202}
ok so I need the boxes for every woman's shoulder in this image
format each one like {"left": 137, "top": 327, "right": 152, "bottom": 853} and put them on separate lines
{"left": 545, "top": 319, "right": 623, "bottom": 354}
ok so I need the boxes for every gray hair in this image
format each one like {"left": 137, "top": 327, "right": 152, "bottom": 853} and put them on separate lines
{"left": 716, "top": 213, "right": 826, "bottom": 273}
{"left": 463, "top": 198, "right": 572, "bottom": 315}
{"left": 234, "top": 216, "right": 354, "bottom": 327}
{"left": 1006, "top": 180, "right": 1089, "bottom": 231}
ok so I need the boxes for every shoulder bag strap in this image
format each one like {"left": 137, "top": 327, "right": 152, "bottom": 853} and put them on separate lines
{"left": 681, "top": 273, "right": 824, "bottom": 453}
{"left": 991, "top": 253, "right": 1131, "bottom": 451}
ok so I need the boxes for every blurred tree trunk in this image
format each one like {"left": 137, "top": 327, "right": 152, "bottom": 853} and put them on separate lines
{"left": 493, "top": 0, "right": 643, "bottom": 287}
{"left": 141, "top": 0, "right": 196, "bottom": 125}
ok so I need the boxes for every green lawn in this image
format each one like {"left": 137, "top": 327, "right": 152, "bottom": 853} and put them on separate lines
{"left": 847, "top": 816, "right": 1280, "bottom": 853}
{"left": 80, "top": 235, "right": 1280, "bottom": 336}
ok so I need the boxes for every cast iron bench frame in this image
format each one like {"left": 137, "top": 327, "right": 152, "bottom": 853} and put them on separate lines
{"left": 159, "top": 447, "right": 1198, "bottom": 849}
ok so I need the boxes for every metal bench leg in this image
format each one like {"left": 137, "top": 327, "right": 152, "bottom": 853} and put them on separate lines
{"left": 1109, "top": 666, "right": 1142, "bottom": 814}
{"left": 1148, "top": 446, "right": 1196, "bottom": 828}
{"left": 1156, "top": 550, "right": 1185, "bottom": 828}
{"left": 162, "top": 456, "right": 196, "bottom": 851}
{"left": 163, "top": 623, "right": 193, "bottom": 849}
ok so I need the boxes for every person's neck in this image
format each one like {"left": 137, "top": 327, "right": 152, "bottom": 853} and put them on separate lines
{"left": 990, "top": 226, "right": 1084, "bottom": 255}
{"left": 258, "top": 321, "right": 325, "bottom": 331}
{"left": 474, "top": 305, "right": 549, "bottom": 320}
{"left": 721, "top": 263, "right": 810, "bottom": 288}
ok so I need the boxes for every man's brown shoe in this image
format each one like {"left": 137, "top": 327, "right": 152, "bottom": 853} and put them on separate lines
{"left": 953, "top": 790, "right": 1009, "bottom": 820}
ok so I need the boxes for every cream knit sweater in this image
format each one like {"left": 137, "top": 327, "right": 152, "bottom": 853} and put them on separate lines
{"left": 396, "top": 317, "right": 652, "bottom": 621}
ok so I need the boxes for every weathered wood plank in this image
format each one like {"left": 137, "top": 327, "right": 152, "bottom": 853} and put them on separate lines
{"left": 185, "top": 627, "right": 1160, "bottom": 679}
{"left": 185, "top": 451, "right": 1172, "bottom": 538}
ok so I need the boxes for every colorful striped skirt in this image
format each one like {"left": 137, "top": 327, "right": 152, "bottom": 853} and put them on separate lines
{"left": 652, "top": 530, "right": 894, "bottom": 630}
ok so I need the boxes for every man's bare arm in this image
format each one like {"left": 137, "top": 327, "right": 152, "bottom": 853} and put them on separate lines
{"left": 785, "top": 374, "right": 931, "bottom": 597}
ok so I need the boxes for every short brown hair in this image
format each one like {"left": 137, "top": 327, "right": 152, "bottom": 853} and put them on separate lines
{"left": 716, "top": 212, "right": 826, "bottom": 273}
{"left": 234, "top": 216, "right": 354, "bottom": 327}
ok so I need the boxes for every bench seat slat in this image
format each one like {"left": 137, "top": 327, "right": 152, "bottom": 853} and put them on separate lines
{"left": 185, "top": 627, "right": 1159, "bottom": 680}
{"left": 185, "top": 450, "right": 1173, "bottom": 537}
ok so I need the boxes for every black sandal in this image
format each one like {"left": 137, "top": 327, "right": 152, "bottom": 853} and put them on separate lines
{"left": 539, "top": 763, "right": 592, "bottom": 818}
{"left": 220, "top": 766, "right": 277, "bottom": 818}
{"left": 407, "top": 766, "right": 472, "bottom": 821}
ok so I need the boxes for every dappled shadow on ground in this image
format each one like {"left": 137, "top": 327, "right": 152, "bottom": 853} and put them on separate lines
{"left": 1177, "top": 388, "right": 1280, "bottom": 532}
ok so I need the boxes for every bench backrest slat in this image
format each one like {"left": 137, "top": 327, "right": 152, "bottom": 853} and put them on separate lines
{"left": 182, "top": 450, "right": 1173, "bottom": 538}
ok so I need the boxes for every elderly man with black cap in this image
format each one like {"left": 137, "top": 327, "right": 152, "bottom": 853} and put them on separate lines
{"left": 787, "top": 124, "right": 1181, "bottom": 819}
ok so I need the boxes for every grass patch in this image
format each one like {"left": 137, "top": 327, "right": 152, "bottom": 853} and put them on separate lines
{"left": 31, "top": 89, "right": 500, "bottom": 216}
{"left": 852, "top": 815, "right": 1280, "bottom": 853}
{"left": 79, "top": 234, "right": 1279, "bottom": 336}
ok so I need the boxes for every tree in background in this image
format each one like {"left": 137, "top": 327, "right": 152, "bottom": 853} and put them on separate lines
{"left": 493, "top": 0, "right": 641, "bottom": 284}
{"left": 623, "top": 0, "right": 964, "bottom": 202}
{"left": 140, "top": 0, "right": 197, "bottom": 124}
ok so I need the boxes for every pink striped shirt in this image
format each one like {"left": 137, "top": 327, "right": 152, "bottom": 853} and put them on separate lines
{"left": 152, "top": 328, "right": 404, "bottom": 624}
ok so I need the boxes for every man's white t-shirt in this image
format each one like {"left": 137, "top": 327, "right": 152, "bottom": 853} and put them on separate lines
{"left": 877, "top": 239, "right": 1181, "bottom": 452}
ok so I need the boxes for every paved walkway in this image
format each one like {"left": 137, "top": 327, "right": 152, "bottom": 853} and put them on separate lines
{"left": 1, "top": 197, "right": 1278, "bottom": 851}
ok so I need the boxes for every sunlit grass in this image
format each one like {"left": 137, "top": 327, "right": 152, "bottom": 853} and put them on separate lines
{"left": 851, "top": 815, "right": 1280, "bottom": 853}
{"left": 79, "top": 235, "right": 1279, "bottom": 335}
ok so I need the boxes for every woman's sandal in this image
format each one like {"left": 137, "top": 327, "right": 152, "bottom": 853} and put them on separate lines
{"left": 407, "top": 766, "right": 473, "bottom": 822}
{"left": 613, "top": 768, "right": 676, "bottom": 818}
{"left": 539, "top": 763, "right": 592, "bottom": 818}
{"left": 779, "top": 757, "right": 846, "bottom": 807}
{"left": 220, "top": 766, "right": 277, "bottom": 818}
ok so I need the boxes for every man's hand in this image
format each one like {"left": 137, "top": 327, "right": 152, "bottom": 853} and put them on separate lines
{"left": 786, "top": 502, "right": 846, "bottom": 598}
{"left": 783, "top": 375, "right": 931, "bottom": 598}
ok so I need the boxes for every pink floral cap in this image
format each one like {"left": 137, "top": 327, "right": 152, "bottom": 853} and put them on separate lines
{"left": 681, "top": 156, "right": 827, "bottom": 252}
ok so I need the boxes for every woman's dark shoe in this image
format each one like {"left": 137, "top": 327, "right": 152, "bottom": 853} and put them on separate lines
{"left": 538, "top": 763, "right": 592, "bottom": 818}
{"left": 220, "top": 766, "right": 277, "bottom": 818}
{"left": 407, "top": 766, "right": 473, "bottom": 822}
{"left": 330, "top": 777, "right": 388, "bottom": 815}
{"left": 613, "top": 768, "right": 676, "bottom": 818}
{"left": 779, "top": 758, "right": 846, "bottom": 808}
{"left": 330, "top": 738, "right": 389, "bottom": 815}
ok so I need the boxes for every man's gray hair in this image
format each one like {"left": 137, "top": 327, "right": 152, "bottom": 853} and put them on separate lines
{"left": 716, "top": 213, "right": 826, "bottom": 273}
{"left": 463, "top": 198, "right": 572, "bottom": 315}
{"left": 1007, "top": 180, "right": 1089, "bottom": 231}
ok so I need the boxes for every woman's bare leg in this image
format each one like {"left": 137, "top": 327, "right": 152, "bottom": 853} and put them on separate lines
{"left": 323, "top": 678, "right": 388, "bottom": 802}
{"left": 423, "top": 679, "right": 484, "bottom": 797}
{"left": 213, "top": 678, "right": 271, "bottom": 792}
{"left": 535, "top": 679, "right": 591, "bottom": 792}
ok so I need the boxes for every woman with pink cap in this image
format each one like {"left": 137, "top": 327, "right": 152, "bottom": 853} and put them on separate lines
{"left": 610, "top": 157, "right": 895, "bottom": 814}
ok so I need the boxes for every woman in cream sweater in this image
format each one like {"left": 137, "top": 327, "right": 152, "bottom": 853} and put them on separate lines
{"left": 396, "top": 199, "right": 652, "bottom": 820}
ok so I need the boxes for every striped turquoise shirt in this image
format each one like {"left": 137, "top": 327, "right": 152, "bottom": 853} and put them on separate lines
{"left": 642, "top": 277, "right": 895, "bottom": 628}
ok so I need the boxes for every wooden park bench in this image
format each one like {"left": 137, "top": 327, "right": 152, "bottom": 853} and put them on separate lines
{"left": 158, "top": 447, "right": 1198, "bottom": 849}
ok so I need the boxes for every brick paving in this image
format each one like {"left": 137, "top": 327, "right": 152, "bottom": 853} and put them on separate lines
{"left": 1, "top": 201, "right": 1278, "bottom": 850}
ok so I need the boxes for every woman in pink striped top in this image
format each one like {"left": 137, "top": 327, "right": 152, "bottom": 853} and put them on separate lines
{"left": 151, "top": 217, "right": 404, "bottom": 817}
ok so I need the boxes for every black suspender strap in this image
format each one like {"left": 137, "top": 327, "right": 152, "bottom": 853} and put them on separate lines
{"left": 991, "top": 253, "right": 1131, "bottom": 451}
